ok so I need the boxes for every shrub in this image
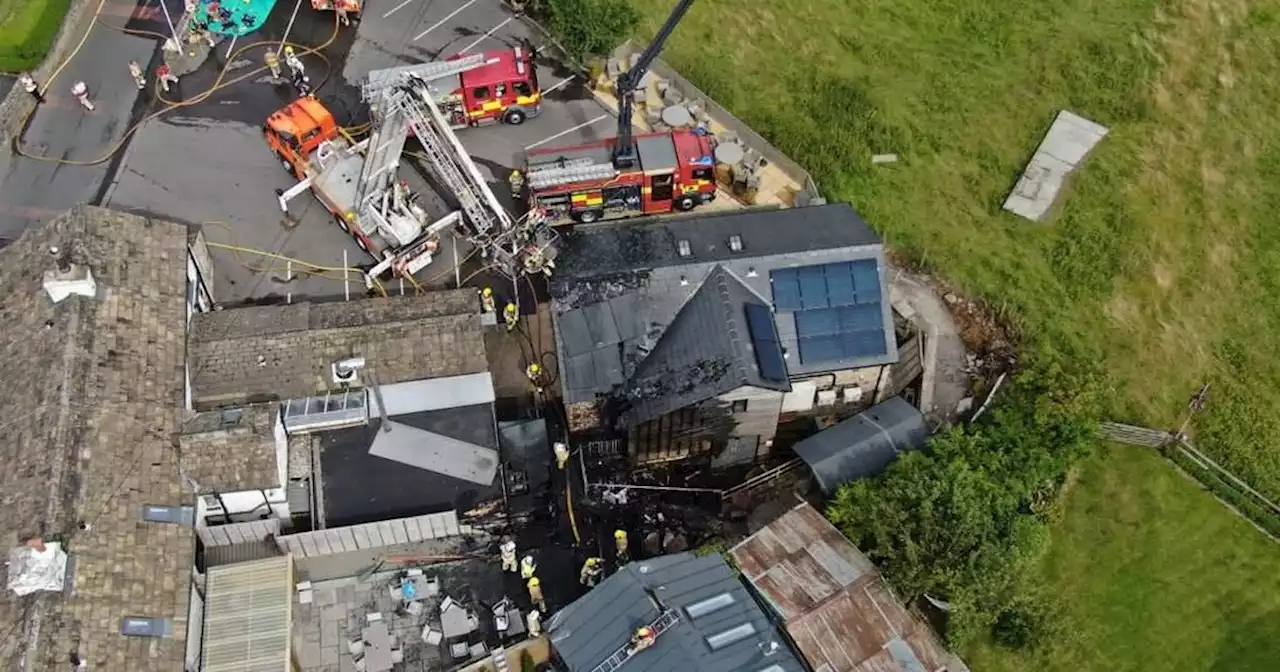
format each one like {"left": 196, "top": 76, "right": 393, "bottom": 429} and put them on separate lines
{"left": 537, "top": 0, "right": 639, "bottom": 64}
{"left": 827, "top": 354, "right": 1104, "bottom": 648}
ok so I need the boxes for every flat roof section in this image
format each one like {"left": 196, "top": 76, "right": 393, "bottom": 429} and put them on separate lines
{"left": 319, "top": 404, "right": 500, "bottom": 527}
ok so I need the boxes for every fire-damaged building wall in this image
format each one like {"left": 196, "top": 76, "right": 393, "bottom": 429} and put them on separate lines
{"left": 628, "top": 385, "right": 785, "bottom": 466}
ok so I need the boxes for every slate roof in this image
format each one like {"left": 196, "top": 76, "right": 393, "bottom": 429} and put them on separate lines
{"left": 548, "top": 552, "right": 804, "bottom": 672}
{"left": 731, "top": 503, "right": 968, "bottom": 672}
{"left": 0, "top": 207, "right": 193, "bottom": 672}
{"left": 180, "top": 404, "right": 281, "bottom": 493}
{"left": 793, "top": 396, "right": 930, "bottom": 494}
{"left": 187, "top": 290, "right": 487, "bottom": 409}
{"left": 616, "top": 266, "right": 791, "bottom": 427}
{"left": 551, "top": 204, "right": 897, "bottom": 409}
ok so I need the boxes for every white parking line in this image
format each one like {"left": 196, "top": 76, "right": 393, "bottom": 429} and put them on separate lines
{"left": 414, "top": 0, "right": 479, "bottom": 41}
{"left": 525, "top": 114, "right": 611, "bottom": 149}
{"left": 383, "top": 0, "right": 417, "bottom": 18}
{"left": 459, "top": 16, "right": 513, "bottom": 53}
{"left": 543, "top": 75, "right": 577, "bottom": 94}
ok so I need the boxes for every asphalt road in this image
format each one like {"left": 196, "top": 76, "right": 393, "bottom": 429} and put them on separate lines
{"left": 4, "top": 0, "right": 620, "bottom": 304}
{"left": 0, "top": 0, "right": 182, "bottom": 237}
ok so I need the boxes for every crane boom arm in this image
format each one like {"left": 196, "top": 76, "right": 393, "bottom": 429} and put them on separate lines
{"left": 612, "top": 0, "right": 696, "bottom": 168}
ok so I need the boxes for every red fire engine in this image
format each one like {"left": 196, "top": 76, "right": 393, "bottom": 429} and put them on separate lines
{"left": 367, "top": 48, "right": 542, "bottom": 129}
{"left": 521, "top": 0, "right": 707, "bottom": 225}
{"left": 524, "top": 129, "right": 716, "bottom": 224}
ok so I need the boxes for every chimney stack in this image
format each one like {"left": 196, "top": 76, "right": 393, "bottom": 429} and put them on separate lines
{"left": 49, "top": 246, "right": 71, "bottom": 274}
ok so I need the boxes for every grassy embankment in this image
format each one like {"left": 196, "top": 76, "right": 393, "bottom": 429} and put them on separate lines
{"left": 0, "top": 0, "right": 72, "bottom": 72}
{"left": 632, "top": 0, "right": 1280, "bottom": 667}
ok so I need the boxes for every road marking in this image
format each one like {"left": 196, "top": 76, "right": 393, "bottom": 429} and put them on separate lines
{"left": 525, "top": 114, "right": 610, "bottom": 149}
{"left": 383, "top": 0, "right": 416, "bottom": 19}
{"left": 414, "top": 0, "right": 478, "bottom": 41}
{"left": 543, "top": 75, "right": 577, "bottom": 94}
{"left": 459, "top": 16, "right": 513, "bottom": 53}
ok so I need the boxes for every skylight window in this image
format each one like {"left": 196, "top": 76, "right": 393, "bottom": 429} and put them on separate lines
{"left": 121, "top": 617, "right": 173, "bottom": 638}
{"left": 677, "top": 239, "right": 692, "bottom": 257}
{"left": 705, "top": 622, "right": 756, "bottom": 651}
{"left": 140, "top": 505, "right": 194, "bottom": 525}
{"left": 685, "top": 592, "right": 736, "bottom": 619}
{"left": 728, "top": 234, "right": 744, "bottom": 252}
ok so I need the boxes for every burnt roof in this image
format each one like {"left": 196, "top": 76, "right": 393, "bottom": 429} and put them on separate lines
{"left": 0, "top": 207, "right": 193, "bottom": 672}
{"left": 730, "top": 503, "right": 968, "bottom": 672}
{"left": 551, "top": 204, "right": 896, "bottom": 409}
{"left": 547, "top": 552, "right": 805, "bottom": 672}
{"left": 615, "top": 266, "right": 791, "bottom": 427}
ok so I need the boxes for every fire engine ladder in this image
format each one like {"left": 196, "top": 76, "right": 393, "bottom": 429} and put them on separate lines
{"left": 526, "top": 157, "right": 619, "bottom": 190}
{"left": 389, "top": 80, "right": 514, "bottom": 249}
{"left": 589, "top": 610, "right": 681, "bottom": 672}
{"left": 361, "top": 52, "right": 496, "bottom": 101}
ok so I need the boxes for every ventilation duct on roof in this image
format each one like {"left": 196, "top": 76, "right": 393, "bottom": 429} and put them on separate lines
{"left": 43, "top": 246, "right": 97, "bottom": 304}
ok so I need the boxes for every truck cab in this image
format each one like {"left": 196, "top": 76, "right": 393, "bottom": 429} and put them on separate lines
{"left": 439, "top": 47, "right": 541, "bottom": 127}
{"left": 264, "top": 96, "right": 342, "bottom": 178}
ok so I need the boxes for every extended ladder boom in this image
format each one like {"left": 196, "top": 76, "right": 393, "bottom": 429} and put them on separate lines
{"left": 362, "top": 53, "right": 494, "bottom": 100}
{"left": 590, "top": 610, "right": 680, "bottom": 672}
{"left": 391, "top": 78, "right": 513, "bottom": 237}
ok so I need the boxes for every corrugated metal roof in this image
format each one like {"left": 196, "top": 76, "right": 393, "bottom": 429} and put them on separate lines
{"left": 793, "top": 396, "right": 929, "bottom": 494}
{"left": 729, "top": 503, "right": 968, "bottom": 672}
{"left": 547, "top": 553, "right": 805, "bottom": 672}
{"left": 201, "top": 556, "right": 294, "bottom": 672}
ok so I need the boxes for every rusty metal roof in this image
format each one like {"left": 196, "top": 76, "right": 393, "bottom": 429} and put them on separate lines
{"left": 729, "top": 503, "right": 968, "bottom": 672}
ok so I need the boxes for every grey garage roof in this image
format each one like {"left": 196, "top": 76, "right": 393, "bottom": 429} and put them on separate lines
{"left": 547, "top": 552, "right": 804, "bottom": 672}
{"left": 793, "top": 396, "right": 930, "bottom": 494}
{"left": 551, "top": 204, "right": 897, "bottom": 406}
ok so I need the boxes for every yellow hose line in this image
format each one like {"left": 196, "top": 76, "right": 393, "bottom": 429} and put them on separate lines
{"left": 14, "top": 9, "right": 343, "bottom": 166}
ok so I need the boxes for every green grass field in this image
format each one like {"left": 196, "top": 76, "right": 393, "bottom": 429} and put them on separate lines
{"left": 632, "top": 0, "right": 1280, "bottom": 499}
{"left": 965, "top": 447, "right": 1280, "bottom": 671}
{"left": 629, "top": 0, "right": 1280, "bottom": 666}
{"left": 0, "top": 0, "right": 71, "bottom": 72}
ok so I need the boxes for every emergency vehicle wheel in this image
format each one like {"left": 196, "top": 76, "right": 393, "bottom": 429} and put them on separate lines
{"left": 573, "top": 209, "right": 601, "bottom": 224}
{"left": 335, "top": 213, "right": 350, "bottom": 234}
{"left": 275, "top": 152, "right": 294, "bottom": 177}
{"left": 502, "top": 108, "right": 527, "bottom": 126}
{"left": 675, "top": 195, "right": 697, "bottom": 211}
{"left": 356, "top": 235, "right": 371, "bottom": 254}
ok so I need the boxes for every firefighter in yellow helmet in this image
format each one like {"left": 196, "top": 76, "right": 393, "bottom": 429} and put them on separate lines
{"left": 499, "top": 538, "right": 517, "bottom": 573}
{"left": 580, "top": 556, "right": 603, "bottom": 586}
{"left": 503, "top": 302, "right": 519, "bottom": 332}
{"left": 508, "top": 168, "right": 525, "bottom": 200}
{"left": 479, "top": 286, "right": 496, "bottom": 313}
{"left": 526, "top": 362, "right": 544, "bottom": 393}
{"left": 519, "top": 554, "right": 537, "bottom": 580}
{"left": 527, "top": 576, "right": 546, "bottom": 611}
{"left": 629, "top": 626, "right": 656, "bottom": 654}
{"left": 283, "top": 45, "right": 304, "bottom": 77}
{"left": 614, "top": 529, "right": 629, "bottom": 562}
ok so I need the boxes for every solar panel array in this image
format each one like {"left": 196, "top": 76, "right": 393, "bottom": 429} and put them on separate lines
{"left": 743, "top": 303, "right": 789, "bottom": 382}
{"left": 770, "top": 261, "right": 888, "bottom": 365}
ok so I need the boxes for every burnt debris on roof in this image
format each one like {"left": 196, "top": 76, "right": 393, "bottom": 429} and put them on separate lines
{"left": 551, "top": 204, "right": 897, "bottom": 414}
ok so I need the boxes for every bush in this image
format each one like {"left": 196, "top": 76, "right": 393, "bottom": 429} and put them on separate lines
{"left": 536, "top": 0, "right": 639, "bottom": 64}
{"left": 826, "top": 355, "right": 1105, "bottom": 648}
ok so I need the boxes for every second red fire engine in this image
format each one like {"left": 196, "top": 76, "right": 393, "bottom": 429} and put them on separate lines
{"left": 523, "top": 129, "right": 716, "bottom": 224}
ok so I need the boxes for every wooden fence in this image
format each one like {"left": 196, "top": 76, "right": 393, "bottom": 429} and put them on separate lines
{"left": 1102, "top": 421, "right": 1280, "bottom": 541}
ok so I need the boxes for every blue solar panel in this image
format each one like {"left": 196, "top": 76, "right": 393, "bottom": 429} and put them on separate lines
{"left": 770, "top": 269, "right": 802, "bottom": 313}
{"left": 825, "top": 262, "right": 856, "bottom": 307}
{"left": 796, "top": 308, "right": 842, "bottom": 337}
{"left": 778, "top": 260, "right": 888, "bottom": 365}
{"left": 744, "top": 303, "right": 788, "bottom": 382}
{"left": 798, "top": 266, "right": 830, "bottom": 310}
